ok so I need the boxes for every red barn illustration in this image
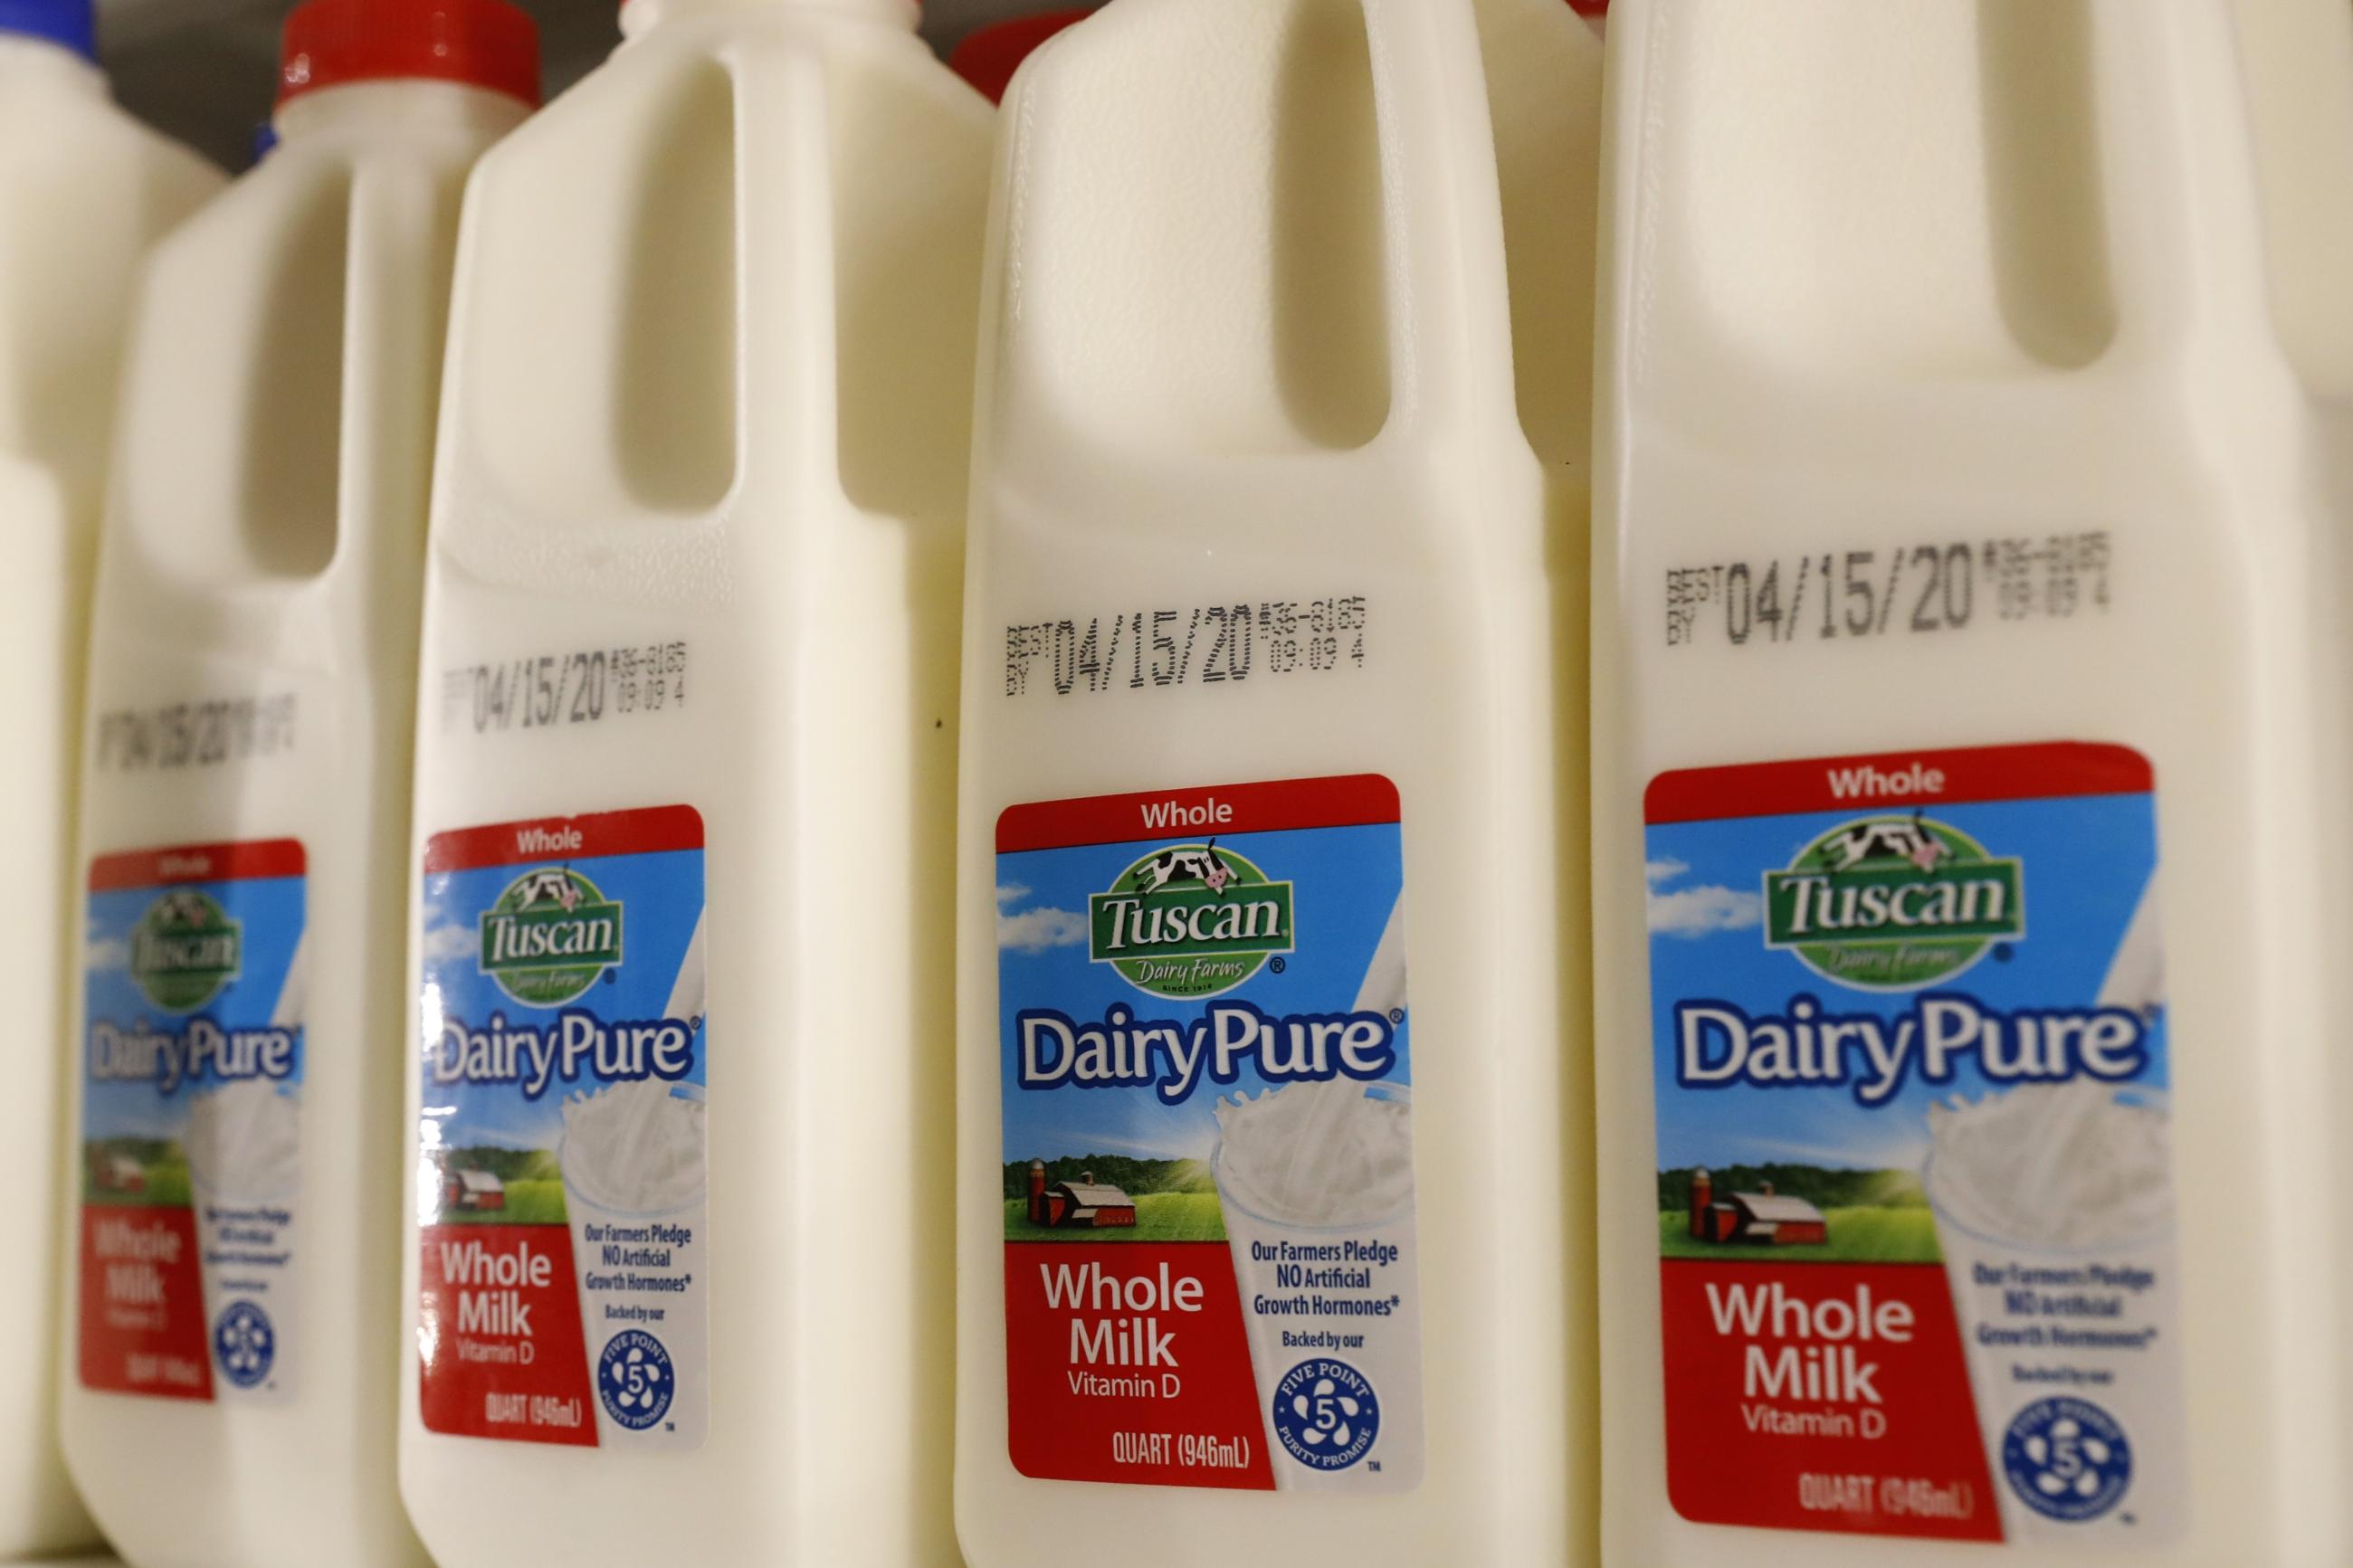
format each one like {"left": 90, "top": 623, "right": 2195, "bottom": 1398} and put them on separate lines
{"left": 1025, "top": 1159, "right": 1137, "bottom": 1229}
{"left": 90, "top": 1152, "right": 146, "bottom": 1194}
{"left": 1687, "top": 1169, "right": 1828, "bottom": 1246}
{"left": 445, "top": 1167, "right": 507, "bottom": 1212}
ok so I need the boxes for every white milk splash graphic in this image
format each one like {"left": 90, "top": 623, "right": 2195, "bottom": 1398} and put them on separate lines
{"left": 1924, "top": 885, "right": 2185, "bottom": 1543}
{"left": 186, "top": 1076, "right": 301, "bottom": 1402}
{"left": 1211, "top": 898, "right": 1424, "bottom": 1489}
{"left": 1215, "top": 1081, "right": 1415, "bottom": 1229}
{"left": 560, "top": 1081, "right": 706, "bottom": 1214}
{"left": 1927, "top": 1079, "right": 2173, "bottom": 1251}
{"left": 558, "top": 920, "right": 710, "bottom": 1446}
{"left": 186, "top": 1079, "right": 300, "bottom": 1202}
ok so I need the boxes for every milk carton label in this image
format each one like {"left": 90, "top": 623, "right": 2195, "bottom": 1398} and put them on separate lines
{"left": 996, "top": 775, "right": 1424, "bottom": 1492}
{"left": 80, "top": 839, "right": 307, "bottom": 1404}
{"left": 415, "top": 807, "right": 709, "bottom": 1450}
{"left": 1644, "top": 743, "right": 2186, "bottom": 1545}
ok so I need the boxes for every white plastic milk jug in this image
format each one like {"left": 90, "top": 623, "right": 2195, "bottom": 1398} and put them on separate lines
{"left": 955, "top": 0, "right": 1601, "bottom": 1562}
{"left": 1594, "top": 0, "right": 2348, "bottom": 1561}
{"left": 60, "top": 2, "right": 538, "bottom": 1563}
{"left": 396, "top": 0, "right": 988, "bottom": 1563}
{"left": 0, "top": 3, "right": 218, "bottom": 1557}
{"left": 2233, "top": 0, "right": 2353, "bottom": 1525}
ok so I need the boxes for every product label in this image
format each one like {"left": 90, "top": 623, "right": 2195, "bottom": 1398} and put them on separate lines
{"left": 415, "top": 807, "right": 708, "bottom": 1449}
{"left": 1646, "top": 744, "right": 2186, "bottom": 1545}
{"left": 81, "top": 839, "right": 306, "bottom": 1403}
{"left": 997, "top": 775, "right": 1423, "bottom": 1492}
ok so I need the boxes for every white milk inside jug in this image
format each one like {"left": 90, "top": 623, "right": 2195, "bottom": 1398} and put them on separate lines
{"left": 0, "top": 4, "right": 219, "bottom": 1556}
{"left": 58, "top": 2, "right": 537, "bottom": 1563}
{"left": 955, "top": 0, "right": 1600, "bottom": 1561}
{"left": 396, "top": 0, "right": 987, "bottom": 1562}
{"left": 2231, "top": 0, "right": 2353, "bottom": 1516}
{"left": 1593, "top": 0, "right": 2347, "bottom": 1561}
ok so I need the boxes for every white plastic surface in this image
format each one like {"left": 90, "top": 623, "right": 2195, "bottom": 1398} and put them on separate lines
{"left": 2234, "top": 5, "right": 2353, "bottom": 1547}
{"left": 397, "top": 1, "right": 987, "bottom": 1563}
{"left": 61, "top": 77, "right": 527, "bottom": 1568}
{"left": 1593, "top": 0, "right": 2350, "bottom": 1561}
{"left": 0, "top": 31, "right": 220, "bottom": 1563}
{"left": 953, "top": 0, "right": 1601, "bottom": 1561}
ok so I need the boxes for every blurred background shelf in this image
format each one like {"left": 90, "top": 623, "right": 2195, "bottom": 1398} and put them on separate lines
{"left": 97, "top": 0, "right": 1089, "bottom": 169}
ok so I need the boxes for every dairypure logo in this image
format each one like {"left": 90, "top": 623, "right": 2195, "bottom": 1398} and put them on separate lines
{"left": 479, "top": 867, "right": 624, "bottom": 1007}
{"left": 1764, "top": 813, "right": 2024, "bottom": 991}
{"left": 130, "top": 890, "right": 243, "bottom": 1012}
{"left": 1090, "top": 841, "right": 1293, "bottom": 1000}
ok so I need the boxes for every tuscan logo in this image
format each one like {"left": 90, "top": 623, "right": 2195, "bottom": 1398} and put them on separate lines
{"left": 1764, "top": 813, "right": 2024, "bottom": 991}
{"left": 130, "top": 890, "right": 243, "bottom": 1012}
{"left": 479, "top": 867, "right": 624, "bottom": 1007}
{"left": 1090, "top": 841, "right": 1294, "bottom": 1000}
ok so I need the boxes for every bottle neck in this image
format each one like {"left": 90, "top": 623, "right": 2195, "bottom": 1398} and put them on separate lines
{"left": 272, "top": 78, "right": 531, "bottom": 149}
{"left": 619, "top": 0, "right": 918, "bottom": 43}
{"left": 0, "top": 31, "right": 102, "bottom": 93}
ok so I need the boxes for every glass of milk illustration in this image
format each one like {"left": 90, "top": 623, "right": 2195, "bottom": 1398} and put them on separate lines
{"left": 558, "top": 916, "right": 708, "bottom": 1448}
{"left": 1923, "top": 888, "right": 2187, "bottom": 1543}
{"left": 183, "top": 935, "right": 306, "bottom": 1403}
{"left": 1211, "top": 900, "right": 1424, "bottom": 1490}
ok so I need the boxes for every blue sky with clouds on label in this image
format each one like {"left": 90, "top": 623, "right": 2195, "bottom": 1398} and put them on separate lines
{"left": 996, "top": 820, "right": 1408, "bottom": 1168}
{"left": 1644, "top": 794, "right": 2162, "bottom": 1176}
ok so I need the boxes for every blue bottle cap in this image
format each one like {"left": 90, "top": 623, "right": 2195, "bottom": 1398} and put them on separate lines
{"left": 0, "top": 0, "right": 97, "bottom": 62}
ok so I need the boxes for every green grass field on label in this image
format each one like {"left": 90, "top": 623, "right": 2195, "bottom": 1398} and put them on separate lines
{"left": 1658, "top": 1205, "right": 1941, "bottom": 1263}
{"left": 84, "top": 1161, "right": 193, "bottom": 1208}
{"left": 439, "top": 1178, "right": 567, "bottom": 1226}
{"left": 1005, "top": 1192, "right": 1225, "bottom": 1242}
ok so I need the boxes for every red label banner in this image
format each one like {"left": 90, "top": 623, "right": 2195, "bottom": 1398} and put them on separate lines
{"left": 1005, "top": 1240, "right": 1273, "bottom": 1489}
{"left": 997, "top": 775, "right": 1401, "bottom": 853}
{"left": 1662, "top": 1259, "right": 2002, "bottom": 1541}
{"left": 1645, "top": 743, "right": 2152, "bottom": 824}
{"left": 418, "top": 1222, "right": 596, "bottom": 1447}
{"left": 80, "top": 1205, "right": 212, "bottom": 1400}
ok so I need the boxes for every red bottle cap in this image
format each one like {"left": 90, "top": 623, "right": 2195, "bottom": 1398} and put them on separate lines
{"left": 279, "top": 0, "right": 542, "bottom": 109}
{"left": 948, "top": 8, "right": 1091, "bottom": 104}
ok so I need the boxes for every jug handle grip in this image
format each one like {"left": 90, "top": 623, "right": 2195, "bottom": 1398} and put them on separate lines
{"left": 1357, "top": 0, "right": 1521, "bottom": 446}
{"left": 722, "top": 41, "right": 840, "bottom": 507}
{"left": 2088, "top": 0, "right": 2269, "bottom": 361}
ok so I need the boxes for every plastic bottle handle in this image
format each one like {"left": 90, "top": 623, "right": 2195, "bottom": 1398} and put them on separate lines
{"left": 1355, "top": 0, "right": 1519, "bottom": 444}
{"left": 717, "top": 42, "right": 837, "bottom": 511}
{"left": 2086, "top": 0, "right": 2270, "bottom": 356}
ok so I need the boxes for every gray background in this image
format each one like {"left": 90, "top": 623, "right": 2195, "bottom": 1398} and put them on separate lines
{"left": 97, "top": 0, "right": 1091, "bottom": 169}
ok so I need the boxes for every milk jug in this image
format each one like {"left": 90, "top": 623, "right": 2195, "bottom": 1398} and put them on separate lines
{"left": 2233, "top": 0, "right": 2353, "bottom": 1525}
{"left": 955, "top": 0, "right": 1601, "bottom": 1562}
{"left": 60, "top": 3, "right": 538, "bottom": 1564}
{"left": 1593, "top": 0, "right": 2347, "bottom": 1560}
{"left": 0, "top": 5, "right": 218, "bottom": 1557}
{"left": 395, "top": 0, "right": 988, "bottom": 1562}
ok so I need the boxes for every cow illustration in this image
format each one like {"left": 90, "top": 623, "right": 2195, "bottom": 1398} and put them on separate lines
{"left": 154, "top": 890, "right": 218, "bottom": 928}
{"left": 1821, "top": 813, "right": 1948, "bottom": 874}
{"left": 511, "top": 869, "right": 583, "bottom": 911}
{"left": 1132, "top": 841, "right": 1236, "bottom": 898}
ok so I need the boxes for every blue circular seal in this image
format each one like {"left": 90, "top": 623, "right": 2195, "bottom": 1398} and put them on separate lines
{"left": 597, "top": 1329, "right": 675, "bottom": 1430}
{"left": 1271, "top": 1358, "right": 1381, "bottom": 1471}
{"left": 213, "top": 1301, "right": 275, "bottom": 1389}
{"left": 2002, "top": 1397, "right": 2133, "bottom": 1523}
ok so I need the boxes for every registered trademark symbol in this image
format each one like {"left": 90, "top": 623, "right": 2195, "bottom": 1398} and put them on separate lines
{"left": 604, "top": 969, "right": 618, "bottom": 984}
{"left": 1994, "top": 944, "right": 2014, "bottom": 962}
{"left": 1270, "top": 957, "right": 1286, "bottom": 974}
{"left": 1388, "top": 1009, "right": 1405, "bottom": 1024}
